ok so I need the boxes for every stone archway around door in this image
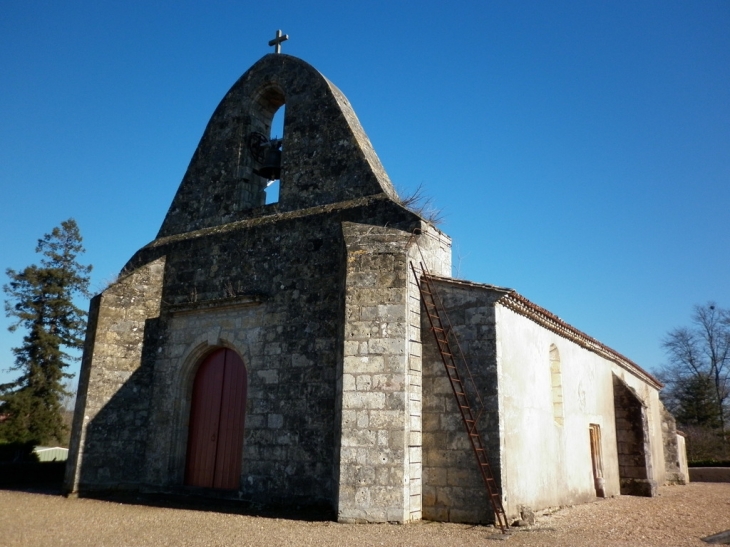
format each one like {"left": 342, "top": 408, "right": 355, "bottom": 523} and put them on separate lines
{"left": 612, "top": 374, "right": 657, "bottom": 497}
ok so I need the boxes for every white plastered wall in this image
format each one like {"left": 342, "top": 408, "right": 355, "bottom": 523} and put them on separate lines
{"left": 494, "top": 304, "right": 665, "bottom": 516}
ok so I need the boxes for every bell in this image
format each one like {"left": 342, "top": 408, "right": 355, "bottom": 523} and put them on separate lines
{"left": 254, "top": 139, "right": 282, "bottom": 181}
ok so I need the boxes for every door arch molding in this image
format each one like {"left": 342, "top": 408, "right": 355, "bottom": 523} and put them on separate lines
{"left": 168, "top": 336, "right": 248, "bottom": 487}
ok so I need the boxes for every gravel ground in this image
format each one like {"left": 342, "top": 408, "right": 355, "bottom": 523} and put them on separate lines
{"left": 1, "top": 483, "right": 729, "bottom": 546}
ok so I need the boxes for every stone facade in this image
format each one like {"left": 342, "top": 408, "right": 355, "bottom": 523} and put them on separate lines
{"left": 65, "top": 52, "right": 454, "bottom": 522}
{"left": 65, "top": 257, "right": 165, "bottom": 492}
{"left": 612, "top": 375, "right": 658, "bottom": 496}
{"left": 65, "top": 51, "right": 685, "bottom": 526}
{"left": 421, "top": 280, "right": 503, "bottom": 524}
{"left": 660, "top": 405, "right": 687, "bottom": 485}
{"left": 420, "top": 277, "right": 686, "bottom": 520}
{"left": 336, "top": 223, "right": 449, "bottom": 522}
{"left": 157, "top": 54, "right": 398, "bottom": 239}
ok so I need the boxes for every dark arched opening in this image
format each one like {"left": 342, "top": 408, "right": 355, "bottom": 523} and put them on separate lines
{"left": 612, "top": 375, "right": 657, "bottom": 496}
{"left": 264, "top": 104, "right": 285, "bottom": 204}
{"left": 245, "top": 85, "right": 285, "bottom": 207}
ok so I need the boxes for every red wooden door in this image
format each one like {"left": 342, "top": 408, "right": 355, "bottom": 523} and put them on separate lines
{"left": 185, "top": 348, "right": 247, "bottom": 489}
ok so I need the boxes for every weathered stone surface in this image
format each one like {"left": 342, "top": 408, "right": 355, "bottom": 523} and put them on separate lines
{"left": 613, "top": 375, "right": 658, "bottom": 497}
{"left": 65, "top": 51, "right": 453, "bottom": 522}
{"left": 421, "top": 280, "right": 502, "bottom": 524}
{"left": 660, "top": 403, "right": 687, "bottom": 485}
{"left": 64, "top": 49, "right": 684, "bottom": 528}
{"left": 336, "top": 222, "right": 449, "bottom": 523}
{"left": 158, "top": 54, "right": 398, "bottom": 238}
{"left": 65, "top": 257, "right": 165, "bottom": 492}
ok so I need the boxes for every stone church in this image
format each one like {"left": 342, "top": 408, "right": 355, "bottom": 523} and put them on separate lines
{"left": 65, "top": 48, "right": 688, "bottom": 525}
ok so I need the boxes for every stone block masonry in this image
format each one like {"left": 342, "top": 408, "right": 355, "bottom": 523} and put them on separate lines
{"left": 65, "top": 257, "right": 165, "bottom": 493}
{"left": 660, "top": 404, "right": 687, "bottom": 485}
{"left": 63, "top": 52, "right": 441, "bottom": 513}
{"left": 65, "top": 48, "right": 682, "bottom": 528}
{"left": 337, "top": 222, "right": 450, "bottom": 523}
{"left": 612, "top": 375, "right": 657, "bottom": 497}
{"left": 66, "top": 196, "right": 430, "bottom": 508}
{"left": 421, "top": 279, "right": 503, "bottom": 524}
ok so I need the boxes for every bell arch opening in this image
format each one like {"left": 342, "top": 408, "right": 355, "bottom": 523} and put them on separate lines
{"left": 244, "top": 84, "right": 285, "bottom": 208}
{"left": 264, "top": 104, "right": 285, "bottom": 204}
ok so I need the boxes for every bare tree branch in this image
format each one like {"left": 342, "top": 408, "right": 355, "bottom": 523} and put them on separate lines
{"left": 661, "top": 302, "right": 730, "bottom": 435}
{"left": 396, "top": 183, "right": 445, "bottom": 226}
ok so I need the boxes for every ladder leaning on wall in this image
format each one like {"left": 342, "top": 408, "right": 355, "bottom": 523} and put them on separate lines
{"left": 410, "top": 260, "right": 509, "bottom": 534}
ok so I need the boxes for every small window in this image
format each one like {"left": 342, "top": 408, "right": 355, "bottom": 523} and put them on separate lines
{"left": 550, "top": 344, "right": 564, "bottom": 426}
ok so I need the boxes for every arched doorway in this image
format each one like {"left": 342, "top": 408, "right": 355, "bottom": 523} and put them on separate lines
{"left": 612, "top": 374, "right": 657, "bottom": 496}
{"left": 185, "top": 348, "right": 247, "bottom": 490}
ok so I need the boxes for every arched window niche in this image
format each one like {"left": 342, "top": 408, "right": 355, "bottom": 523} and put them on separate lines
{"left": 549, "top": 344, "right": 564, "bottom": 426}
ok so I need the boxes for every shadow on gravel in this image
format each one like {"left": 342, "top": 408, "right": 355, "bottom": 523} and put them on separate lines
{"left": 703, "top": 529, "right": 730, "bottom": 545}
{"left": 73, "top": 490, "right": 336, "bottom": 522}
{"left": 0, "top": 460, "right": 65, "bottom": 495}
{"left": 0, "top": 480, "right": 336, "bottom": 522}
{"left": 1, "top": 458, "right": 334, "bottom": 522}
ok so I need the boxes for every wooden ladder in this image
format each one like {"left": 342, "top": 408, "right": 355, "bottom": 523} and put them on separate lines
{"left": 411, "top": 261, "right": 509, "bottom": 533}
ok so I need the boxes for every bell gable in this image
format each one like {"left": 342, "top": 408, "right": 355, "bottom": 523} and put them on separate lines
{"left": 158, "top": 54, "right": 398, "bottom": 238}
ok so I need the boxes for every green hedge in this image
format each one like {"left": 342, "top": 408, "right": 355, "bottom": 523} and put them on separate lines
{"left": 0, "top": 442, "right": 38, "bottom": 463}
{"left": 0, "top": 461, "right": 65, "bottom": 486}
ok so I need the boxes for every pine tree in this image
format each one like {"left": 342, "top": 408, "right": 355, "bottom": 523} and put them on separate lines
{"left": 1, "top": 219, "right": 92, "bottom": 445}
{"left": 674, "top": 374, "right": 722, "bottom": 429}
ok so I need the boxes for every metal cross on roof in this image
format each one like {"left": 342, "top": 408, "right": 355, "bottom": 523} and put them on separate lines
{"left": 269, "top": 30, "right": 289, "bottom": 54}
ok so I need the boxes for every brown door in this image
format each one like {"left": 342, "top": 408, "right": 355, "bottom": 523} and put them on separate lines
{"left": 185, "top": 348, "right": 247, "bottom": 489}
{"left": 589, "top": 424, "right": 606, "bottom": 497}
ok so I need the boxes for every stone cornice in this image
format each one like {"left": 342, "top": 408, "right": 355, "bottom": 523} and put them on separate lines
{"left": 165, "top": 294, "right": 265, "bottom": 316}
{"left": 147, "top": 194, "right": 392, "bottom": 249}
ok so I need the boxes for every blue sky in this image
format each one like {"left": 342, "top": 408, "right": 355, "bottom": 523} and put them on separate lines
{"left": 1, "top": 1, "right": 728, "bottom": 386}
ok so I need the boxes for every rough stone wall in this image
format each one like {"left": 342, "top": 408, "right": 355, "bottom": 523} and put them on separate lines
{"left": 142, "top": 298, "right": 333, "bottom": 504}
{"left": 677, "top": 433, "right": 689, "bottom": 482}
{"left": 338, "top": 222, "right": 413, "bottom": 523}
{"left": 335, "top": 221, "right": 450, "bottom": 523}
{"left": 421, "top": 280, "right": 502, "bottom": 524}
{"left": 65, "top": 257, "right": 165, "bottom": 493}
{"left": 404, "top": 225, "right": 452, "bottom": 520}
{"left": 612, "top": 375, "right": 657, "bottom": 496}
{"left": 68, "top": 197, "right": 424, "bottom": 511}
{"left": 158, "top": 54, "right": 398, "bottom": 238}
{"left": 151, "top": 200, "right": 420, "bottom": 508}
{"left": 66, "top": 47, "right": 447, "bottom": 514}
{"left": 660, "top": 403, "right": 687, "bottom": 485}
